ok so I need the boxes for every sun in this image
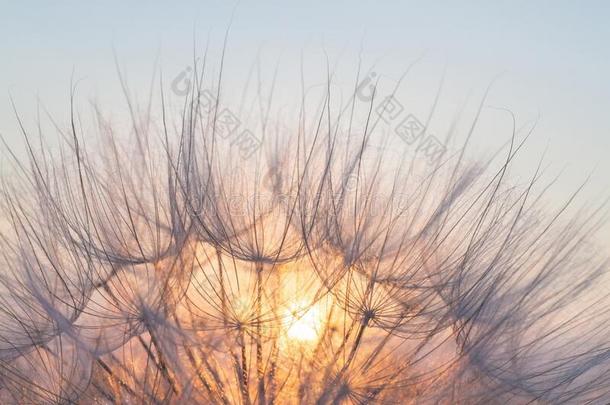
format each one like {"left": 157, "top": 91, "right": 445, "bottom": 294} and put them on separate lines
{"left": 285, "top": 301, "right": 324, "bottom": 344}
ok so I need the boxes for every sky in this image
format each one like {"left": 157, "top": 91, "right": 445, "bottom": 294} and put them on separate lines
{"left": 1, "top": 0, "right": 609, "bottom": 239}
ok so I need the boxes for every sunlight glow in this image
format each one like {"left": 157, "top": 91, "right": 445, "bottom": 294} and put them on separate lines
{"left": 285, "top": 301, "right": 323, "bottom": 343}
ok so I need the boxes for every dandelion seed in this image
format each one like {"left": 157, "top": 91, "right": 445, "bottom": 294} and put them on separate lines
{"left": 0, "top": 51, "right": 608, "bottom": 404}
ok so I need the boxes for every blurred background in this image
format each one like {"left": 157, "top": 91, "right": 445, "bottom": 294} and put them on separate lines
{"left": 1, "top": 0, "right": 609, "bottom": 242}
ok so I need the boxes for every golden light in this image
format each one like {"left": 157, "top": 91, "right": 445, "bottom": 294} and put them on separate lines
{"left": 285, "top": 301, "right": 324, "bottom": 343}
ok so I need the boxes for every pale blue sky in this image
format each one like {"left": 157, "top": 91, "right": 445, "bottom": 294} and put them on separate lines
{"left": 1, "top": 1, "right": 609, "bottom": 238}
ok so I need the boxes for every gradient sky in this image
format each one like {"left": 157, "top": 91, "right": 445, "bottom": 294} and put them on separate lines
{"left": 1, "top": 1, "right": 609, "bottom": 240}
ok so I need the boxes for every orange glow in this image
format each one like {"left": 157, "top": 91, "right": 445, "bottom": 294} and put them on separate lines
{"left": 284, "top": 301, "right": 324, "bottom": 344}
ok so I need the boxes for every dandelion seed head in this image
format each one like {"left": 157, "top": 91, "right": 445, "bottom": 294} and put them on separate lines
{"left": 0, "top": 51, "right": 608, "bottom": 404}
